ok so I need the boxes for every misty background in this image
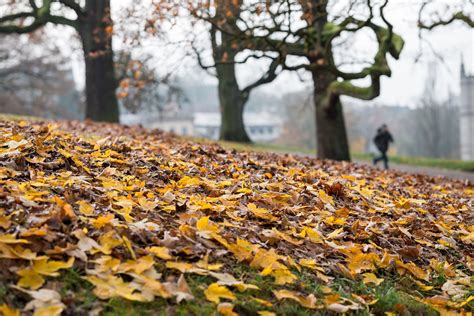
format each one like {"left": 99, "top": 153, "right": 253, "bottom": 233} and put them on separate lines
{"left": 0, "top": 0, "right": 472, "bottom": 159}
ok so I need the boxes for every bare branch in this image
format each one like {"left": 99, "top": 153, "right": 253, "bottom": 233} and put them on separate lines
{"left": 58, "top": 0, "right": 84, "bottom": 16}
{"left": 419, "top": 2, "right": 473, "bottom": 30}
{"left": 0, "top": 0, "right": 79, "bottom": 33}
{"left": 242, "top": 55, "right": 282, "bottom": 96}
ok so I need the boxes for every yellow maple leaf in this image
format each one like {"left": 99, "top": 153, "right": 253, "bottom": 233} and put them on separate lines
{"left": 347, "top": 253, "right": 379, "bottom": 274}
{"left": 0, "top": 215, "right": 11, "bottom": 230}
{"left": 0, "top": 243, "right": 41, "bottom": 260}
{"left": 326, "top": 227, "right": 345, "bottom": 239}
{"left": 253, "top": 297, "right": 273, "bottom": 307}
{"left": 299, "top": 227, "right": 323, "bottom": 244}
{"left": 413, "top": 279, "right": 434, "bottom": 291}
{"left": 0, "top": 234, "right": 29, "bottom": 244}
{"left": 226, "top": 238, "right": 256, "bottom": 261}
{"left": 0, "top": 304, "right": 19, "bottom": 316}
{"left": 166, "top": 261, "right": 193, "bottom": 273}
{"left": 217, "top": 302, "right": 238, "bottom": 316}
{"left": 196, "top": 253, "right": 223, "bottom": 271}
{"left": 236, "top": 187, "right": 252, "bottom": 194}
{"left": 251, "top": 248, "right": 281, "bottom": 270}
{"left": 33, "top": 257, "right": 74, "bottom": 276}
{"left": 139, "top": 276, "right": 171, "bottom": 299}
{"left": 120, "top": 256, "right": 155, "bottom": 274}
{"left": 17, "top": 268, "right": 44, "bottom": 290}
{"left": 271, "top": 268, "right": 297, "bottom": 285}
{"left": 342, "top": 175, "right": 357, "bottom": 182}
{"left": 77, "top": 200, "right": 94, "bottom": 216}
{"left": 204, "top": 283, "right": 236, "bottom": 304}
{"left": 196, "top": 216, "right": 220, "bottom": 237}
{"left": 20, "top": 226, "right": 48, "bottom": 238}
{"left": 94, "top": 256, "right": 120, "bottom": 273}
{"left": 147, "top": 246, "right": 172, "bottom": 260}
{"left": 272, "top": 228, "right": 304, "bottom": 245}
{"left": 177, "top": 176, "right": 201, "bottom": 188}
{"left": 273, "top": 289, "right": 317, "bottom": 309}
{"left": 96, "top": 231, "right": 123, "bottom": 255}
{"left": 86, "top": 275, "right": 147, "bottom": 301}
{"left": 324, "top": 216, "right": 346, "bottom": 226}
{"left": 362, "top": 273, "right": 384, "bottom": 286}
{"left": 122, "top": 235, "right": 136, "bottom": 259}
{"left": 396, "top": 260, "right": 429, "bottom": 281}
{"left": 299, "top": 258, "right": 318, "bottom": 270}
{"left": 319, "top": 190, "right": 334, "bottom": 205}
{"left": 34, "top": 304, "right": 64, "bottom": 316}
{"left": 91, "top": 214, "right": 115, "bottom": 229}
{"left": 247, "top": 203, "right": 277, "bottom": 221}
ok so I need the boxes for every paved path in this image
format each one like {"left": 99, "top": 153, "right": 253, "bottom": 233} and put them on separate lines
{"left": 355, "top": 160, "right": 474, "bottom": 182}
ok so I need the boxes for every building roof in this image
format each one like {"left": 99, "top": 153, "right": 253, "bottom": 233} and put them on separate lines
{"left": 194, "top": 112, "right": 283, "bottom": 127}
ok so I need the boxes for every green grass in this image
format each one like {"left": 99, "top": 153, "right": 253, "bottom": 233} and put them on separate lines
{"left": 0, "top": 283, "right": 7, "bottom": 303}
{"left": 215, "top": 141, "right": 474, "bottom": 172}
{"left": 354, "top": 153, "right": 474, "bottom": 172}
{"left": 51, "top": 265, "right": 441, "bottom": 315}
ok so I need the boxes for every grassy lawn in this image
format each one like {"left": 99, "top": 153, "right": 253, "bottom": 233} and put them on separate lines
{"left": 216, "top": 141, "right": 474, "bottom": 172}
{"left": 54, "top": 265, "right": 439, "bottom": 316}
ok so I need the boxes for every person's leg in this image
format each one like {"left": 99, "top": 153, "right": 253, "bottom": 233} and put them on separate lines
{"left": 373, "top": 151, "right": 383, "bottom": 165}
{"left": 382, "top": 152, "right": 389, "bottom": 169}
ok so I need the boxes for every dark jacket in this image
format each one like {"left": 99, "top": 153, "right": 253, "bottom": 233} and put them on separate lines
{"left": 373, "top": 129, "right": 393, "bottom": 153}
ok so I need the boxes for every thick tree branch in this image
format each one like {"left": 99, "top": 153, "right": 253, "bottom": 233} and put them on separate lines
{"left": 327, "top": 0, "right": 404, "bottom": 101}
{"left": 58, "top": 0, "right": 84, "bottom": 16}
{"left": 241, "top": 56, "right": 281, "bottom": 97}
{"left": 419, "top": 11, "right": 474, "bottom": 30}
{"left": 0, "top": 0, "right": 79, "bottom": 33}
{"left": 48, "top": 14, "right": 79, "bottom": 29}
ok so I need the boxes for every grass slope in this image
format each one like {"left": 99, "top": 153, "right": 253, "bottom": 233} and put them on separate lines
{"left": 0, "top": 118, "right": 472, "bottom": 316}
{"left": 215, "top": 141, "right": 474, "bottom": 172}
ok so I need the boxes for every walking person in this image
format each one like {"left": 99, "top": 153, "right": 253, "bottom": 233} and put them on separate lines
{"left": 373, "top": 124, "right": 394, "bottom": 170}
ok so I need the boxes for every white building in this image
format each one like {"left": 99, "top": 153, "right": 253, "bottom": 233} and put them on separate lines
{"left": 121, "top": 101, "right": 194, "bottom": 136}
{"left": 194, "top": 111, "right": 283, "bottom": 143}
{"left": 460, "top": 61, "right": 474, "bottom": 161}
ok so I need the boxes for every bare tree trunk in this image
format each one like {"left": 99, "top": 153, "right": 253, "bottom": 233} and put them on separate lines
{"left": 312, "top": 71, "right": 350, "bottom": 161}
{"left": 215, "top": 60, "right": 251, "bottom": 143}
{"left": 79, "top": 0, "right": 119, "bottom": 122}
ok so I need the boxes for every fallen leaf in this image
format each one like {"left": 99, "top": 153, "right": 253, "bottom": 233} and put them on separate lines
{"left": 204, "top": 283, "right": 236, "bottom": 304}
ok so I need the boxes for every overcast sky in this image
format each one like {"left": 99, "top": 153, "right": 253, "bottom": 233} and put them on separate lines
{"left": 240, "top": 1, "right": 474, "bottom": 106}
{"left": 63, "top": 0, "right": 473, "bottom": 107}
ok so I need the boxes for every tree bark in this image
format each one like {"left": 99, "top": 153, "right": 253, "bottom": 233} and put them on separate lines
{"left": 79, "top": 0, "right": 119, "bottom": 123}
{"left": 312, "top": 70, "right": 351, "bottom": 161}
{"left": 215, "top": 62, "right": 251, "bottom": 142}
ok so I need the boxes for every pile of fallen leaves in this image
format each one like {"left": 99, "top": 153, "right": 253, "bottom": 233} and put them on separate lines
{"left": 0, "top": 119, "right": 472, "bottom": 316}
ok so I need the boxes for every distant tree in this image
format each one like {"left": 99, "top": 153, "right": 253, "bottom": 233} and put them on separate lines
{"left": 230, "top": 0, "right": 471, "bottom": 161}
{"left": 115, "top": 51, "right": 158, "bottom": 114}
{"left": 236, "top": 0, "right": 405, "bottom": 161}
{"left": 115, "top": 50, "right": 191, "bottom": 119}
{"left": 411, "top": 63, "right": 460, "bottom": 159}
{"left": 0, "top": 0, "right": 119, "bottom": 122}
{"left": 157, "top": 1, "right": 283, "bottom": 143}
{"left": 0, "top": 33, "right": 82, "bottom": 118}
{"left": 277, "top": 91, "right": 316, "bottom": 150}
